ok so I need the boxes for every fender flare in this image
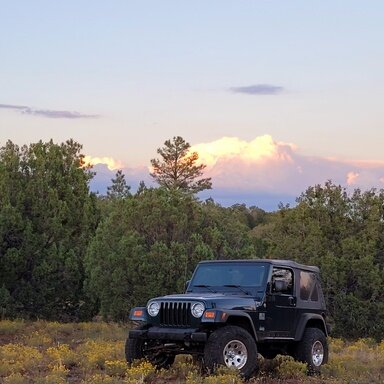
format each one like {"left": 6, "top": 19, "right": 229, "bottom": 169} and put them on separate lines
{"left": 294, "top": 313, "right": 327, "bottom": 341}
{"left": 204, "top": 309, "right": 258, "bottom": 341}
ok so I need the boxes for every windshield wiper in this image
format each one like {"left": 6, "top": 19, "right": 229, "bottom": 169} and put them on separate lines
{"left": 223, "top": 285, "right": 251, "bottom": 295}
{"left": 193, "top": 284, "right": 217, "bottom": 293}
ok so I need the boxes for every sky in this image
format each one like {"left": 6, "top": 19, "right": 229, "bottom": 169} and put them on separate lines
{"left": 1, "top": 1, "right": 384, "bottom": 210}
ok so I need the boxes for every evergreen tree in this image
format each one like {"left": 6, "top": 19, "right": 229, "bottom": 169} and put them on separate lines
{"left": 0, "top": 139, "right": 99, "bottom": 320}
{"left": 107, "top": 169, "right": 131, "bottom": 199}
{"left": 150, "top": 136, "right": 212, "bottom": 193}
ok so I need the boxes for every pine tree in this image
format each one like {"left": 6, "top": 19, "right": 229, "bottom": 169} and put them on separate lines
{"left": 150, "top": 136, "right": 212, "bottom": 193}
{"left": 107, "top": 170, "right": 131, "bottom": 199}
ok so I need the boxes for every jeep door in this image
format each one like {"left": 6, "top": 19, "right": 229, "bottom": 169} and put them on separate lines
{"left": 265, "top": 267, "right": 297, "bottom": 338}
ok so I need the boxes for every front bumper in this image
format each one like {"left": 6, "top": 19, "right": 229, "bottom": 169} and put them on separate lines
{"left": 129, "top": 326, "right": 207, "bottom": 342}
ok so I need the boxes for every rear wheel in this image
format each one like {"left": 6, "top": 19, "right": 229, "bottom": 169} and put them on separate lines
{"left": 295, "top": 327, "right": 328, "bottom": 374}
{"left": 125, "top": 325, "right": 175, "bottom": 369}
{"left": 204, "top": 325, "right": 258, "bottom": 379}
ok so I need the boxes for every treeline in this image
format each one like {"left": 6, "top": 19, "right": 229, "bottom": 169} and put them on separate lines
{"left": 0, "top": 139, "right": 383, "bottom": 341}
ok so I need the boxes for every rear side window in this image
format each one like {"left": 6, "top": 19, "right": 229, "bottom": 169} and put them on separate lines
{"left": 300, "top": 271, "right": 319, "bottom": 301}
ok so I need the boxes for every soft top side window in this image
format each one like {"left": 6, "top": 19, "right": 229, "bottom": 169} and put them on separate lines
{"left": 271, "top": 267, "right": 293, "bottom": 295}
{"left": 300, "top": 271, "right": 319, "bottom": 301}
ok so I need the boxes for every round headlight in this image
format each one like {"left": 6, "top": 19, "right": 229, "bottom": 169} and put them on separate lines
{"left": 147, "top": 301, "right": 160, "bottom": 317}
{"left": 191, "top": 302, "right": 205, "bottom": 318}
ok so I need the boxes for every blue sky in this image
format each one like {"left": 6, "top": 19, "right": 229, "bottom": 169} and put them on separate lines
{"left": 1, "top": 1, "right": 384, "bottom": 210}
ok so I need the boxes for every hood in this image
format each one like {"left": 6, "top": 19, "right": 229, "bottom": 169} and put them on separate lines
{"left": 150, "top": 292, "right": 258, "bottom": 311}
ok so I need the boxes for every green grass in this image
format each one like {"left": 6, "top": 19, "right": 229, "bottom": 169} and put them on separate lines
{"left": 0, "top": 320, "right": 383, "bottom": 383}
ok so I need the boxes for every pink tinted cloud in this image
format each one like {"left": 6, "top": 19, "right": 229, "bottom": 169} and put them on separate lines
{"left": 191, "top": 135, "right": 384, "bottom": 195}
{"left": 89, "top": 135, "right": 384, "bottom": 208}
{"left": 347, "top": 171, "right": 359, "bottom": 185}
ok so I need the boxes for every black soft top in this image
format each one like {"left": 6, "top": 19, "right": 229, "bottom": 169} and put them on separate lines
{"left": 198, "top": 259, "right": 320, "bottom": 274}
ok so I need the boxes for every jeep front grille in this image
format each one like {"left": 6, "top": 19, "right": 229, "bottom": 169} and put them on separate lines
{"left": 159, "top": 301, "right": 192, "bottom": 327}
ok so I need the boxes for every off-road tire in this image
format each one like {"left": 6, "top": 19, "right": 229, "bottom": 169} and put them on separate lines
{"left": 295, "top": 327, "right": 328, "bottom": 374}
{"left": 204, "top": 325, "right": 258, "bottom": 379}
{"left": 125, "top": 325, "right": 175, "bottom": 369}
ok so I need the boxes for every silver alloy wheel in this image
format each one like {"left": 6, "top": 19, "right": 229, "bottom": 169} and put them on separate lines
{"left": 311, "top": 340, "right": 324, "bottom": 367}
{"left": 223, "top": 339, "right": 248, "bottom": 369}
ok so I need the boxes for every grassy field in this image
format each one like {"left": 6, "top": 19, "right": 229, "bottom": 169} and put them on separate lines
{"left": 0, "top": 320, "right": 383, "bottom": 383}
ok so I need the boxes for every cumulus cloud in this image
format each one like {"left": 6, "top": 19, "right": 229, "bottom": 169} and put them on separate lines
{"left": 0, "top": 103, "right": 98, "bottom": 119}
{"left": 191, "top": 136, "right": 296, "bottom": 167}
{"left": 83, "top": 156, "right": 124, "bottom": 171}
{"left": 89, "top": 135, "right": 384, "bottom": 210}
{"left": 191, "top": 135, "right": 384, "bottom": 199}
{"left": 347, "top": 171, "right": 359, "bottom": 185}
{"left": 230, "top": 84, "right": 284, "bottom": 95}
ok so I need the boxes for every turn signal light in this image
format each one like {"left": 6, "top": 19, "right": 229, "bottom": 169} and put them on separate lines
{"left": 204, "top": 310, "right": 215, "bottom": 319}
{"left": 133, "top": 309, "right": 143, "bottom": 317}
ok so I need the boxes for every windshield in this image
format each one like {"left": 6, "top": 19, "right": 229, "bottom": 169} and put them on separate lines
{"left": 188, "top": 262, "right": 269, "bottom": 298}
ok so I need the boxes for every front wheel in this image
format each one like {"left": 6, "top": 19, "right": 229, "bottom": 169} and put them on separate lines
{"left": 204, "top": 325, "right": 258, "bottom": 379}
{"left": 125, "top": 326, "right": 175, "bottom": 370}
{"left": 294, "top": 327, "right": 328, "bottom": 374}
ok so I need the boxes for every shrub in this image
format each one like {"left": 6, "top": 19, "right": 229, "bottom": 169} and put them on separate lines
{"left": 23, "top": 331, "right": 53, "bottom": 348}
{"left": 104, "top": 360, "right": 127, "bottom": 377}
{"left": 204, "top": 372, "right": 243, "bottom": 384}
{"left": 46, "top": 343, "right": 77, "bottom": 369}
{"left": 276, "top": 356, "right": 307, "bottom": 379}
{"left": 125, "top": 360, "right": 156, "bottom": 382}
{"left": 0, "top": 320, "right": 25, "bottom": 335}
{"left": 81, "top": 373, "right": 123, "bottom": 384}
{"left": 78, "top": 340, "right": 124, "bottom": 370}
{"left": 35, "top": 365, "right": 68, "bottom": 384}
{"left": 0, "top": 343, "right": 43, "bottom": 375}
{"left": 3, "top": 373, "right": 27, "bottom": 384}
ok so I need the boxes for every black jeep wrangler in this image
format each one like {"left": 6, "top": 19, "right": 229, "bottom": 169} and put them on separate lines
{"left": 126, "top": 259, "right": 329, "bottom": 378}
